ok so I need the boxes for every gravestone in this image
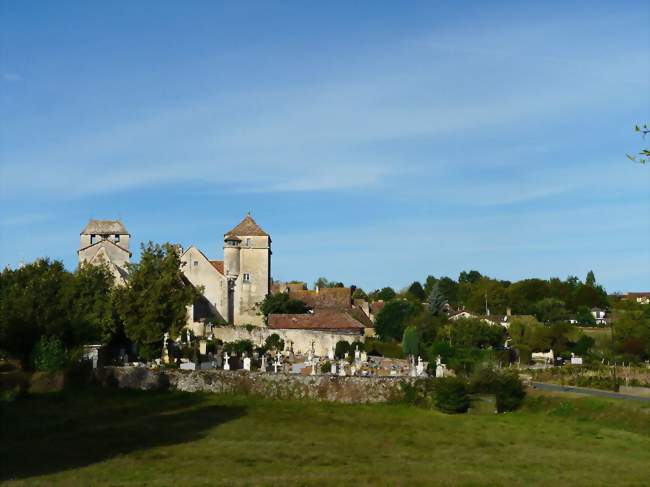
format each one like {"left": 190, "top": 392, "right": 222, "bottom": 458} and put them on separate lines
{"left": 243, "top": 356, "right": 251, "bottom": 371}
{"left": 223, "top": 352, "right": 230, "bottom": 371}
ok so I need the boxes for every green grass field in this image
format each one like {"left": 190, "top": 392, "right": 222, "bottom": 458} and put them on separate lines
{"left": 2, "top": 388, "right": 649, "bottom": 486}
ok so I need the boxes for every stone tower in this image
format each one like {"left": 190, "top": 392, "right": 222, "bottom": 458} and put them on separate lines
{"left": 78, "top": 219, "right": 131, "bottom": 283}
{"left": 223, "top": 214, "right": 271, "bottom": 325}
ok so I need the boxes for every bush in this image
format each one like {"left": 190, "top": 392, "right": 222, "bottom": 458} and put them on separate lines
{"left": 32, "top": 336, "right": 67, "bottom": 372}
{"left": 320, "top": 361, "right": 332, "bottom": 374}
{"left": 433, "top": 377, "right": 470, "bottom": 414}
{"left": 364, "top": 338, "right": 404, "bottom": 359}
{"left": 264, "top": 334, "right": 284, "bottom": 352}
{"left": 335, "top": 340, "right": 351, "bottom": 359}
{"left": 470, "top": 367, "right": 526, "bottom": 412}
{"left": 223, "top": 339, "right": 254, "bottom": 355}
{"left": 401, "top": 378, "right": 435, "bottom": 407}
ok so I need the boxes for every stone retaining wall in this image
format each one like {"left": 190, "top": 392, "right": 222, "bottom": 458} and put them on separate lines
{"left": 94, "top": 366, "right": 411, "bottom": 403}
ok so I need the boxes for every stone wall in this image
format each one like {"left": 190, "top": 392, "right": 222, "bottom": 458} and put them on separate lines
{"left": 94, "top": 367, "right": 411, "bottom": 403}
{"left": 211, "top": 326, "right": 362, "bottom": 356}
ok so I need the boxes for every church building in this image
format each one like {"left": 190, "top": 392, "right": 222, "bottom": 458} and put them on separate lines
{"left": 180, "top": 214, "right": 271, "bottom": 331}
{"left": 78, "top": 219, "right": 131, "bottom": 284}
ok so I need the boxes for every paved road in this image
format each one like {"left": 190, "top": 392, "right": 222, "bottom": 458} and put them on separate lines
{"left": 532, "top": 382, "right": 650, "bottom": 402}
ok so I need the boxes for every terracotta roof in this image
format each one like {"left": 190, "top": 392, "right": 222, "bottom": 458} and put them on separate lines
{"left": 268, "top": 311, "right": 364, "bottom": 331}
{"left": 626, "top": 292, "right": 650, "bottom": 298}
{"left": 288, "top": 287, "right": 352, "bottom": 309}
{"left": 210, "top": 260, "right": 224, "bottom": 275}
{"left": 225, "top": 214, "right": 269, "bottom": 237}
{"left": 81, "top": 219, "right": 129, "bottom": 235}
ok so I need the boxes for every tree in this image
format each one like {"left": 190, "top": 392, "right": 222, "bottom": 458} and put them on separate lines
{"left": 423, "top": 275, "right": 438, "bottom": 298}
{"left": 459, "top": 270, "right": 482, "bottom": 284}
{"left": 352, "top": 288, "right": 368, "bottom": 300}
{"left": 585, "top": 270, "right": 596, "bottom": 287}
{"left": 402, "top": 325, "right": 419, "bottom": 357}
{"left": 406, "top": 281, "right": 426, "bottom": 302}
{"left": 376, "top": 287, "right": 397, "bottom": 301}
{"left": 535, "top": 298, "right": 568, "bottom": 323}
{"left": 335, "top": 340, "right": 351, "bottom": 359}
{"left": 314, "top": 277, "right": 344, "bottom": 289}
{"left": 260, "top": 293, "right": 310, "bottom": 317}
{"left": 68, "top": 262, "right": 119, "bottom": 344}
{"left": 576, "top": 306, "right": 596, "bottom": 326}
{"left": 374, "top": 300, "right": 422, "bottom": 341}
{"left": 264, "top": 333, "right": 284, "bottom": 352}
{"left": 115, "top": 242, "right": 201, "bottom": 360}
{"left": 427, "top": 282, "right": 447, "bottom": 316}
{"left": 0, "top": 259, "right": 74, "bottom": 366}
{"left": 447, "top": 318, "right": 506, "bottom": 349}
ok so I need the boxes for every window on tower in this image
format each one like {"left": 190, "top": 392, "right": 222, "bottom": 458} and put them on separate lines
{"left": 243, "top": 273, "right": 251, "bottom": 282}
{"left": 245, "top": 238, "right": 251, "bottom": 247}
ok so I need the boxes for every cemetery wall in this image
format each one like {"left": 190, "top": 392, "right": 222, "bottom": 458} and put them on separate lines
{"left": 94, "top": 367, "right": 411, "bottom": 403}
{"left": 212, "top": 326, "right": 361, "bottom": 356}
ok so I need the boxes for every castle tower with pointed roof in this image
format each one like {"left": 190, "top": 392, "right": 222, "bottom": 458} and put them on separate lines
{"left": 180, "top": 214, "right": 271, "bottom": 330}
{"left": 78, "top": 219, "right": 131, "bottom": 283}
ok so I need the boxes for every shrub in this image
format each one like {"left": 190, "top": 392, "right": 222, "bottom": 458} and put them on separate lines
{"left": 433, "top": 377, "right": 470, "bottom": 414}
{"left": 320, "top": 361, "right": 332, "bottom": 374}
{"left": 335, "top": 340, "right": 351, "bottom": 359}
{"left": 364, "top": 338, "right": 403, "bottom": 359}
{"left": 264, "top": 334, "right": 284, "bottom": 352}
{"left": 470, "top": 367, "right": 526, "bottom": 412}
{"left": 224, "top": 339, "right": 254, "bottom": 355}
{"left": 32, "top": 336, "right": 67, "bottom": 372}
{"left": 401, "top": 378, "right": 435, "bottom": 407}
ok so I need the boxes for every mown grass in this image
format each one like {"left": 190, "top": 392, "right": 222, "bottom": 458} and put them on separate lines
{"left": 1, "top": 388, "right": 649, "bottom": 486}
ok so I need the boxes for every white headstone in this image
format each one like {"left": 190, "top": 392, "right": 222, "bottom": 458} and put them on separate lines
{"left": 243, "top": 356, "right": 251, "bottom": 371}
{"left": 338, "top": 360, "right": 346, "bottom": 376}
{"left": 330, "top": 362, "right": 337, "bottom": 374}
{"left": 360, "top": 351, "right": 367, "bottom": 363}
{"left": 261, "top": 355, "right": 267, "bottom": 372}
{"left": 354, "top": 346, "right": 361, "bottom": 361}
{"left": 273, "top": 355, "right": 281, "bottom": 373}
{"left": 328, "top": 347, "right": 335, "bottom": 361}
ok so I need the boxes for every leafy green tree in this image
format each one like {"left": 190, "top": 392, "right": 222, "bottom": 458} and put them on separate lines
{"left": 335, "top": 340, "right": 351, "bottom": 359}
{"left": 260, "top": 293, "right": 310, "bottom": 317}
{"left": 115, "top": 242, "right": 201, "bottom": 360}
{"left": 535, "top": 297, "right": 568, "bottom": 323}
{"left": 376, "top": 287, "right": 397, "bottom": 301}
{"left": 576, "top": 306, "right": 596, "bottom": 326}
{"left": 406, "top": 281, "right": 426, "bottom": 302}
{"left": 314, "top": 277, "right": 344, "bottom": 289}
{"left": 402, "top": 325, "right": 419, "bottom": 357}
{"left": 436, "top": 277, "right": 459, "bottom": 308}
{"left": 69, "top": 262, "right": 119, "bottom": 344}
{"left": 433, "top": 377, "right": 470, "bottom": 413}
{"left": 264, "top": 333, "right": 284, "bottom": 352}
{"left": 351, "top": 287, "right": 368, "bottom": 300}
{"left": 613, "top": 309, "right": 650, "bottom": 359}
{"left": 427, "top": 282, "right": 446, "bottom": 316}
{"left": 32, "top": 336, "right": 68, "bottom": 372}
{"left": 423, "top": 275, "right": 438, "bottom": 298}
{"left": 585, "top": 270, "right": 596, "bottom": 287}
{"left": 459, "top": 270, "right": 482, "bottom": 284}
{"left": 446, "top": 318, "right": 506, "bottom": 349}
{"left": 0, "top": 259, "right": 74, "bottom": 366}
{"left": 374, "top": 300, "right": 422, "bottom": 341}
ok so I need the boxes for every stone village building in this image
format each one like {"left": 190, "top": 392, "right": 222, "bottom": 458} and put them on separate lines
{"left": 78, "top": 219, "right": 132, "bottom": 284}
{"left": 78, "top": 214, "right": 368, "bottom": 355}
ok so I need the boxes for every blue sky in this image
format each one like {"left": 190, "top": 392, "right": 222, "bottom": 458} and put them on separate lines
{"left": 1, "top": 1, "right": 649, "bottom": 293}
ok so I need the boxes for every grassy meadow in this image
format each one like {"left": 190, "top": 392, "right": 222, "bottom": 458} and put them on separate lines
{"left": 1, "top": 387, "right": 649, "bottom": 486}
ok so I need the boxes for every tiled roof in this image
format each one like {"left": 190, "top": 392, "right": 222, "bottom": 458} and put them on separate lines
{"left": 81, "top": 219, "right": 129, "bottom": 235}
{"left": 268, "top": 311, "right": 364, "bottom": 331}
{"left": 370, "top": 301, "right": 385, "bottom": 315}
{"left": 288, "top": 287, "right": 352, "bottom": 309}
{"left": 225, "top": 214, "right": 269, "bottom": 237}
{"left": 210, "top": 260, "right": 224, "bottom": 275}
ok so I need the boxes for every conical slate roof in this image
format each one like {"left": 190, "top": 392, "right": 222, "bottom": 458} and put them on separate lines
{"left": 224, "top": 214, "right": 269, "bottom": 237}
{"left": 81, "top": 219, "right": 129, "bottom": 235}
